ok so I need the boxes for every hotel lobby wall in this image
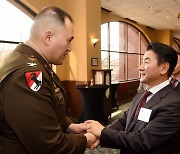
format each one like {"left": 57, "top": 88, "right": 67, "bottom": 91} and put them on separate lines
{"left": 58, "top": 0, "right": 101, "bottom": 117}
{"left": 154, "top": 30, "right": 173, "bottom": 46}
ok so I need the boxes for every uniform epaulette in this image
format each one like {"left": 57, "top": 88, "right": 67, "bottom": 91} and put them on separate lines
{"left": 24, "top": 54, "right": 42, "bottom": 72}
{"left": 0, "top": 50, "right": 24, "bottom": 83}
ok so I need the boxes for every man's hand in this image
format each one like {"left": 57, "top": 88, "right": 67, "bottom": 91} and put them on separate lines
{"left": 67, "top": 123, "right": 89, "bottom": 134}
{"left": 85, "top": 120, "right": 105, "bottom": 137}
{"left": 84, "top": 132, "right": 99, "bottom": 149}
{"left": 91, "top": 138, "right": 100, "bottom": 149}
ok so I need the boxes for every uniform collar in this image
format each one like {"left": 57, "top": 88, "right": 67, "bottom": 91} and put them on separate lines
{"left": 15, "top": 43, "right": 52, "bottom": 71}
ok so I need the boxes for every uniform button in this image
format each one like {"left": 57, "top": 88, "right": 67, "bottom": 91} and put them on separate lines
{"left": 57, "top": 140, "right": 60, "bottom": 144}
{"left": 51, "top": 71, "right": 54, "bottom": 77}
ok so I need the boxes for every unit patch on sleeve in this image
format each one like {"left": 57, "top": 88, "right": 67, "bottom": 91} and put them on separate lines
{"left": 25, "top": 71, "right": 42, "bottom": 91}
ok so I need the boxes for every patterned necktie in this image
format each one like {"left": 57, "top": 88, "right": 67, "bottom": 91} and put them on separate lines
{"left": 171, "top": 78, "right": 179, "bottom": 88}
{"left": 134, "top": 90, "right": 152, "bottom": 118}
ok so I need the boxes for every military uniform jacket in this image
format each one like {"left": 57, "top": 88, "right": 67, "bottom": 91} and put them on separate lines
{"left": 100, "top": 85, "right": 180, "bottom": 154}
{"left": 0, "top": 44, "right": 86, "bottom": 154}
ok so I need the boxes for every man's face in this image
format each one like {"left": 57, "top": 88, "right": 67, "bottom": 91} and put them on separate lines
{"left": 49, "top": 17, "right": 74, "bottom": 65}
{"left": 172, "top": 55, "right": 180, "bottom": 78}
{"left": 139, "top": 50, "right": 168, "bottom": 89}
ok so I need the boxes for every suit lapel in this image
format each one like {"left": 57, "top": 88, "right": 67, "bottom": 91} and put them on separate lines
{"left": 145, "top": 85, "right": 171, "bottom": 108}
{"left": 125, "top": 92, "right": 144, "bottom": 130}
{"left": 126, "top": 84, "right": 172, "bottom": 131}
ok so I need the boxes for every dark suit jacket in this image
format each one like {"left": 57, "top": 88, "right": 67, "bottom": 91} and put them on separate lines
{"left": 175, "top": 83, "right": 180, "bottom": 93}
{"left": 100, "top": 85, "right": 180, "bottom": 154}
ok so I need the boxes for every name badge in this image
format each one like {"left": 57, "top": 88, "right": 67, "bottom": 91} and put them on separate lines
{"left": 138, "top": 107, "right": 152, "bottom": 123}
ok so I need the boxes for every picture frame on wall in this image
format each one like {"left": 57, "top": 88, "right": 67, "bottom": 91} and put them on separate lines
{"left": 91, "top": 58, "right": 98, "bottom": 66}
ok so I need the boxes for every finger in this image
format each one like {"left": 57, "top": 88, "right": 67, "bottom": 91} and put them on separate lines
{"left": 81, "top": 124, "right": 90, "bottom": 129}
{"left": 91, "top": 140, "right": 100, "bottom": 149}
{"left": 84, "top": 120, "right": 95, "bottom": 123}
{"left": 80, "top": 123, "right": 87, "bottom": 126}
{"left": 84, "top": 123, "right": 90, "bottom": 129}
{"left": 86, "top": 128, "right": 91, "bottom": 133}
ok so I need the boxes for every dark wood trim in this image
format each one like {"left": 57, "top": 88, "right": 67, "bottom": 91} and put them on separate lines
{"left": 14, "top": 0, "right": 37, "bottom": 17}
{"left": 0, "top": 40, "right": 21, "bottom": 44}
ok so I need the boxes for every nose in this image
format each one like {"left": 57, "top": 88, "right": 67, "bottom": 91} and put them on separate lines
{"left": 138, "top": 63, "right": 144, "bottom": 71}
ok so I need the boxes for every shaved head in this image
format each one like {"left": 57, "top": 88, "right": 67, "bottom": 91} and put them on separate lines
{"left": 30, "top": 6, "right": 73, "bottom": 38}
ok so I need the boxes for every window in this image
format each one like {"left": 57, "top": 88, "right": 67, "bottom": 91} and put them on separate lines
{"left": 0, "top": 0, "right": 33, "bottom": 63}
{"left": 101, "top": 21, "right": 149, "bottom": 82}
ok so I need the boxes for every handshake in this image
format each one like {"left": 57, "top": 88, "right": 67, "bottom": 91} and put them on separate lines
{"left": 68, "top": 120, "right": 105, "bottom": 149}
{"left": 84, "top": 120, "right": 105, "bottom": 149}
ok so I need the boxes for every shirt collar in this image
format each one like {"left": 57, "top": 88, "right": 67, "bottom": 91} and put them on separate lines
{"left": 169, "top": 76, "right": 180, "bottom": 82}
{"left": 148, "top": 79, "right": 170, "bottom": 95}
{"left": 175, "top": 76, "right": 180, "bottom": 82}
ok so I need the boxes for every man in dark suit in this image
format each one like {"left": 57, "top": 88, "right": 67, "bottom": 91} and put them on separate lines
{"left": 86, "top": 42, "right": 180, "bottom": 154}
{"left": 172, "top": 52, "right": 180, "bottom": 92}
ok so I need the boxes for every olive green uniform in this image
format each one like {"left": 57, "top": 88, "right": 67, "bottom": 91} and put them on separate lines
{"left": 0, "top": 44, "right": 86, "bottom": 154}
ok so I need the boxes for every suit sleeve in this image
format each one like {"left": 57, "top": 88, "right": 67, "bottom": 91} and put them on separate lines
{"left": 100, "top": 95, "right": 180, "bottom": 152}
{"left": 3, "top": 69, "right": 87, "bottom": 154}
{"left": 106, "top": 110, "right": 128, "bottom": 131}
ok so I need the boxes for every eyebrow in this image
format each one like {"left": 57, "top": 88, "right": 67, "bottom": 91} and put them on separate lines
{"left": 144, "top": 57, "right": 150, "bottom": 61}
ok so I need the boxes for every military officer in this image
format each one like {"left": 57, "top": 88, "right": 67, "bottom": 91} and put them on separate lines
{"left": 0, "top": 6, "right": 97, "bottom": 154}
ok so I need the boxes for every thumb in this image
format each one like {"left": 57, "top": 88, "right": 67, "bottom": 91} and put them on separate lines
{"left": 91, "top": 139, "right": 100, "bottom": 149}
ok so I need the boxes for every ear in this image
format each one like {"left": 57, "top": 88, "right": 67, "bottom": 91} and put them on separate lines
{"left": 43, "top": 30, "right": 52, "bottom": 46}
{"left": 160, "top": 62, "right": 170, "bottom": 75}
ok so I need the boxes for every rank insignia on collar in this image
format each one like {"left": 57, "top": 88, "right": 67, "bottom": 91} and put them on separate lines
{"left": 28, "top": 57, "right": 36, "bottom": 61}
{"left": 25, "top": 71, "right": 42, "bottom": 91}
{"left": 27, "top": 62, "right": 37, "bottom": 67}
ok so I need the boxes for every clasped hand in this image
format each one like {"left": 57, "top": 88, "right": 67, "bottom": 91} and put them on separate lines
{"left": 68, "top": 122, "right": 103, "bottom": 149}
{"left": 84, "top": 120, "right": 105, "bottom": 148}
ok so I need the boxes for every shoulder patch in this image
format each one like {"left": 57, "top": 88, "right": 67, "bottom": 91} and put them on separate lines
{"left": 25, "top": 71, "right": 42, "bottom": 91}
